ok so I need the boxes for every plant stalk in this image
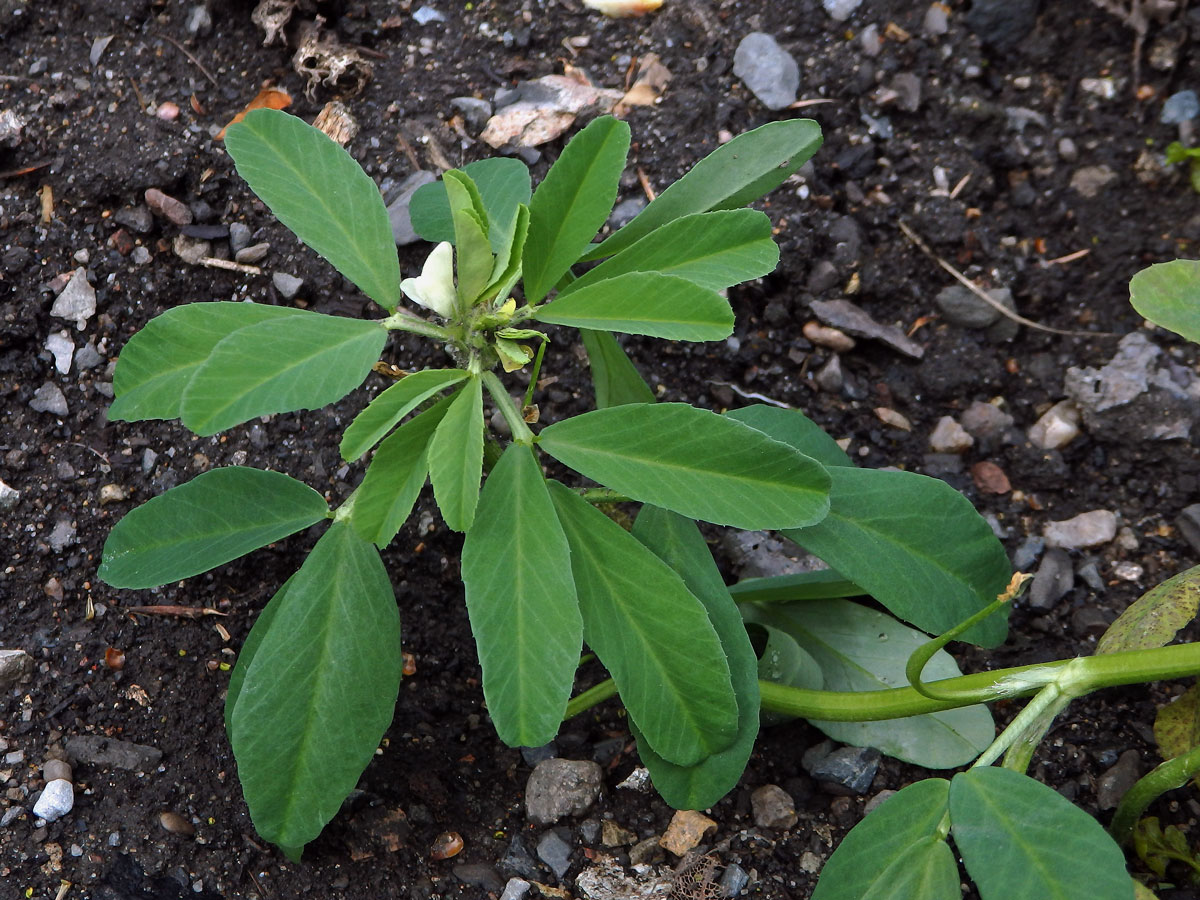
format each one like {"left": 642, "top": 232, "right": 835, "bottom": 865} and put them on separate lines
{"left": 481, "top": 370, "right": 534, "bottom": 444}
{"left": 1110, "top": 742, "right": 1200, "bottom": 846}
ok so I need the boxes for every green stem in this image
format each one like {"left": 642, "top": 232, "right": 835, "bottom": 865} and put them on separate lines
{"left": 973, "top": 679, "right": 1068, "bottom": 769}
{"left": 564, "top": 679, "right": 619, "bottom": 720}
{"left": 1111, "top": 742, "right": 1200, "bottom": 846}
{"left": 523, "top": 339, "right": 548, "bottom": 409}
{"left": 380, "top": 310, "right": 454, "bottom": 342}
{"left": 578, "top": 488, "right": 634, "bottom": 505}
{"left": 481, "top": 370, "right": 534, "bottom": 444}
{"left": 1001, "top": 691, "right": 1073, "bottom": 773}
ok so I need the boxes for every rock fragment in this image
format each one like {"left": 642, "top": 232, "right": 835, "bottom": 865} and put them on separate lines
{"left": 536, "top": 830, "right": 572, "bottom": 878}
{"left": 574, "top": 857, "right": 673, "bottom": 900}
{"left": 1162, "top": 90, "right": 1199, "bottom": 124}
{"left": 50, "top": 268, "right": 96, "bottom": 330}
{"left": 66, "top": 735, "right": 163, "bottom": 771}
{"left": 810, "top": 299, "right": 924, "bottom": 358}
{"left": 1070, "top": 165, "right": 1117, "bottom": 198}
{"left": 30, "top": 382, "right": 69, "bottom": 417}
{"left": 48, "top": 519, "right": 76, "bottom": 552}
{"left": 45, "top": 331, "right": 74, "bottom": 374}
{"left": 1043, "top": 510, "right": 1117, "bottom": 550}
{"left": 145, "top": 188, "right": 193, "bottom": 226}
{"left": 0, "top": 649, "right": 33, "bottom": 688}
{"left": 0, "top": 479, "right": 19, "bottom": 511}
{"left": 1028, "top": 548, "right": 1074, "bottom": 609}
{"left": 659, "top": 809, "right": 717, "bottom": 855}
{"left": 751, "top": 784, "right": 798, "bottom": 829}
{"left": 1096, "top": 750, "right": 1141, "bottom": 809}
{"left": 809, "top": 746, "right": 881, "bottom": 795}
{"left": 1028, "top": 401, "right": 1081, "bottom": 450}
{"left": 525, "top": 758, "right": 603, "bottom": 824}
{"left": 272, "top": 272, "right": 304, "bottom": 299}
{"left": 733, "top": 33, "right": 799, "bottom": 111}
{"left": 928, "top": 416, "right": 973, "bottom": 453}
{"left": 172, "top": 235, "right": 210, "bottom": 265}
{"left": 32, "top": 779, "right": 73, "bottom": 823}
{"left": 386, "top": 171, "right": 438, "bottom": 246}
{"left": 961, "top": 400, "right": 1015, "bottom": 441}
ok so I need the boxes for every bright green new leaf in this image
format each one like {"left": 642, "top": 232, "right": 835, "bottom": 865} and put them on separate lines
{"left": 224, "top": 573, "right": 294, "bottom": 735}
{"left": 462, "top": 445, "right": 581, "bottom": 747}
{"left": 225, "top": 109, "right": 400, "bottom": 311}
{"left": 427, "top": 375, "right": 483, "bottom": 532}
{"left": 811, "top": 779, "right": 956, "bottom": 900}
{"left": 742, "top": 599, "right": 994, "bottom": 768}
{"left": 350, "top": 395, "right": 455, "bottom": 547}
{"left": 484, "top": 203, "right": 530, "bottom": 303}
{"left": 559, "top": 210, "right": 778, "bottom": 297}
{"left": 538, "top": 403, "right": 830, "bottom": 530}
{"left": 444, "top": 171, "right": 494, "bottom": 306}
{"left": 340, "top": 369, "right": 467, "bottom": 462}
{"left": 109, "top": 303, "right": 304, "bottom": 422}
{"left": 783, "top": 466, "right": 1011, "bottom": 648}
{"left": 726, "top": 404, "right": 855, "bottom": 469}
{"left": 410, "top": 157, "right": 532, "bottom": 252}
{"left": 534, "top": 272, "right": 735, "bottom": 341}
{"left": 950, "top": 767, "right": 1133, "bottom": 900}
{"left": 585, "top": 119, "right": 822, "bottom": 261}
{"left": 580, "top": 329, "right": 655, "bottom": 408}
{"left": 1097, "top": 564, "right": 1200, "bottom": 654}
{"left": 99, "top": 467, "right": 328, "bottom": 589}
{"left": 180, "top": 310, "right": 386, "bottom": 437}
{"left": 1129, "top": 258, "right": 1200, "bottom": 343}
{"left": 547, "top": 482, "right": 738, "bottom": 766}
{"left": 523, "top": 116, "right": 630, "bottom": 303}
{"left": 730, "top": 569, "right": 863, "bottom": 604}
{"left": 230, "top": 522, "right": 402, "bottom": 854}
{"left": 629, "top": 506, "right": 761, "bottom": 809}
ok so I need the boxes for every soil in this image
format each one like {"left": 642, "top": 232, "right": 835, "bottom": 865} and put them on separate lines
{"left": 2, "top": 1, "right": 1200, "bottom": 898}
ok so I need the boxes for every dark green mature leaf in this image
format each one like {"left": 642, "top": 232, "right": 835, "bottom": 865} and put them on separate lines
{"left": 229, "top": 522, "right": 402, "bottom": 854}
{"left": 427, "top": 375, "right": 484, "bottom": 531}
{"left": 558, "top": 210, "right": 778, "bottom": 297}
{"left": 742, "top": 599, "right": 993, "bottom": 768}
{"left": 629, "top": 507, "right": 760, "bottom": 809}
{"left": 109, "top": 303, "right": 303, "bottom": 422}
{"left": 410, "top": 157, "right": 532, "bottom": 252}
{"left": 99, "top": 467, "right": 328, "bottom": 589}
{"left": 462, "top": 445, "right": 581, "bottom": 747}
{"left": 726, "top": 405, "right": 855, "bottom": 469}
{"left": 950, "top": 767, "right": 1132, "bottom": 900}
{"left": 538, "top": 403, "right": 830, "bottom": 530}
{"left": 730, "top": 569, "right": 863, "bottom": 604}
{"left": 225, "top": 109, "right": 400, "bottom": 311}
{"left": 585, "top": 119, "right": 822, "bottom": 261}
{"left": 523, "top": 116, "right": 630, "bottom": 303}
{"left": 535, "top": 272, "right": 734, "bottom": 340}
{"left": 784, "top": 467, "right": 1011, "bottom": 648}
{"left": 811, "top": 779, "right": 956, "bottom": 900}
{"left": 1097, "top": 564, "right": 1200, "bottom": 654}
{"left": 1130, "top": 259, "right": 1200, "bottom": 343}
{"left": 340, "top": 369, "right": 467, "bottom": 462}
{"left": 180, "top": 310, "right": 386, "bottom": 437}
{"left": 580, "top": 329, "right": 655, "bottom": 408}
{"left": 225, "top": 573, "right": 294, "bottom": 734}
{"left": 350, "top": 395, "right": 455, "bottom": 547}
{"left": 547, "top": 482, "right": 738, "bottom": 767}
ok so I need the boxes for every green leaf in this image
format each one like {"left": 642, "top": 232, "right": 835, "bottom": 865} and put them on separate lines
{"left": 410, "top": 157, "right": 532, "bottom": 252}
{"left": 747, "top": 621, "right": 823, "bottom": 726}
{"left": 225, "top": 573, "right": 295, "bottom": 734}
{"left": 1097, "top": 564, "right": 1200, "bottom": 654}
{"left": 580, "top": 329, "right": 655, "bottom": 408}
{"left": 427, "top": 375, "right": 484, "bottom": 531}
{"left": 783, "top": 467, "right": 1011, "bottom": 648}
{"left": 629, "top": 506, "right": 761, "bottom": 809}
{"left": 1130, "top": 259, "right": 1200, "bottom": 343}
{"left": 180, "top": 310, "right": 386, "bottom": 437}
{"left": 811, "top": 779, "right": 957, "bottom": 900}
{"left": 1154, "top": 683, "right": 1200, "bottom": 776}
{"left": 730, "top": 569, "right": 864, "bottom": 604}
{"left": 340, "top": 369, "right": 468, "bottom": 462}
{"left": 741, "top": 599, "right": 994, "bottom": 768}
{"left": 461, "top": 444, "right": 581, "bottom": 747}
{"left": 225, "top": 109, "right": 400, "bottom": 311}
{"left": 350, "top": 395, "right": 455, "bottom": 547}
{"left": 726, "top": 404, "right": 855, "bottom": 469}
{"left": 229, "top": 522, "right": 402, "bottom": 853}
{"left": 949, "top": 767, "right": 1133, "bottom": 900}
{"left": 99, "top": 467, "right": 328, "bottom": 589}
{"left": 523, "top": 116, "right": 631, "bottom": 303}
{"left": 109, "top": 302, "right": 304, "bottom": 422}
{"left": 484, "top": 203, "right": 530, "bottom": 303}
{"left": 445, "top": 170, "right": 494, "bottom": 306}
{"left": 558, "top": 210, "right": 778, "bottom": 297}
{"left": 585, "top": 119, "right": 822, "bottom": 261}
{"left": 534, "top": 272, "right": 735, "bottom": 341}
{"left": 547, "top": 481, "right": 738, "bottom": 766}
{"left": 538, "top": 403, "right": 830, "bottom": 530}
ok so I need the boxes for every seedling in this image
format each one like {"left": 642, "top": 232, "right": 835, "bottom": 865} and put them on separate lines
{"left": 1166, "top": 141, "right": 1200, "bottom": 193}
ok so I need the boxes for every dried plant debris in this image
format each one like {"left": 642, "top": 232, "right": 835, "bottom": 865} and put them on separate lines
{"left": 293, "top": 16, "right": 374, "bottom": 99}
{"left": 481, "top": 68, "right": 624, "bottom": 148}
{"left": 670, "top": 852, "right": 722, "bottom": 900}
{"left": 313, "top": 100, "right": 359, "bottom": 145}
{"left": 251, "top": 0, "right": 310, "bottom": 46}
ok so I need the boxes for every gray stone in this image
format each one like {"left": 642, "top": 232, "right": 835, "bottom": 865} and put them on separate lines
{"left": 30, "top": 382, "right": 68, "bottom": 417}
{"left": 500, "top": 835, "right": 541, "bottom": 879}
{"left": 114, "top": 206, "right": 154, "bottom": 233}
{"left": 1162, "top": 90, "right": 1199, "bottom": 125}
{"left": 733, "top": 33, "right": 799, "bottom": 111}
{"left": 0, "top": 806, "right": 24, "bottom": 827}
{"left": 934, "top": 284, "right": 1013, "bottom": 329}
{"left": 131, "top": 246, "right": 152, "bottom": 266}
{"left": 48, "top": 519, "right": 76, "bottom": 552}
{"left": 525, "top": 758, "right": 602, "bottom": 824}
{"left": 608, "top": 197, "right": 645, "bottom": 231}
{"left": 719, "top": 862, "right": 749, "bottom": 898}
{"left": 815, "top": 354, "right": 844, "bottom": 393}
{"left": 1097, "top": 750, "right": 1140, "bottom": 808}
{"left": 50, "top": 268, "right": 96, "bottom": 330}
{"left": 453, "top": 863, "right": 504, "bottom": 892}
{"left": 1029, "top": 548, "right": 1073, "bottom": 609}
{"left": 450, "top": 96, "right": 493, "bottom": 132}
{"left": 0, "top": 479, "right": 19, "bottom": 511}
{"left": 890, "top": 72, "right": 922, "bottom": 112}
{"left": 966, "top": 0, "right": 1038, "bottom": 52}
{"left": 1077, "top": 559, "right": 1106, "bottom": 592}
{"left": 0, "top": 649, "right": 33, "bottom": 688}
{"left": 172, "top": 235, "right": 210, "bottom": 265}
{"left": 822, "top": 0, "right": 862, "bottom": 22}
{"left": 235, "top": 243, "right": 270, "bottom": 264}
{"left": 386, "top": 170, "right": 438, "bottom": 246}
{"left": 272, "top": 272, "right": 304, "bottom": 300}
{"left": 1178, "top": 504, "right": 1200, "bottom": 555}
{"left": 928, "top": 416, "right": 974, "bottom": 454}
{"left": 1012, "top": 535, "right": 1045, "bottom": 571}
{"left": 750, "top": 784, "right": 797, "bottom": 829}
{"left": 810, "top": 746, "right": 880, "bottom": 795}
{"left": 74, "top": 342, "right": 103, "bottom": 370}
{"left": 807, "top": 259, "right": 839, "bottom": 294}
{"left": 1044, "top": 510, "right": 1117, "bottom": 550}
{"left": 228, "top": 222, "right": 253, "bottom": 253}
{"left": 185, "top": 4, "right": 213, "bottom": 37}
{"left": 536, "top": 830, "right": 572, "bottom": 879}
{"left": 923, "top": 4, "right": 949, "bottom": 36}
{"left": 500, "top": 878, "right": 532, "bottom": 900}
{"left": 32, "top": 779, "right": 73, "bottom": 822}
{"left": 66, "top": 735, "right": 163, "bottom": 772}
{"left": 801, "top": 739, "right": 835, "bottom": 774}
{"left": 810, "top": 299, "right": 925, "bottom": 359}
{"left": 1070, "top": 165, "right": 1117, "bottom": 198}
{"left": 960, "top": 400, "right": 1014, "bottom": 442}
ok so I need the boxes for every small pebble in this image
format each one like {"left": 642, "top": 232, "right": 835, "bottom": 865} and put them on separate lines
{"left": 823, "top": 0, "right": 863, "bottom": 21}
{"left": 145, "top": 188, "right": 193, "bottom": 226}
{"left": 99, "top": 484, "right": 128, "bottom": 504}
{"left": 1162, "top": 90, "right": 1200, "bottom": 124}
{"left": 1044, "top": 510, "right": 1118, "bottom": 550}
{"left": 412, "top": 5, "right": 445, "bottom": 24}
{"left": 32, "top": 779, "right": 74, "bottom": 822}
{"left": 874, "top": 407, "right": 911, "bottom": 432}
{"left": 159, "top": 811, "right": 196, "bottom": 836}
{"left": 1113, "top": 562, "right": 1144, "bottom": 582}
{"left": 43, "top": 760, "right": 71, "bottom": 782}
{"left": 751, "top": 784, "right": 798, "bottom": 830}
{"left": 500, "top": 877, "right": 531, "bottom": 900}
{"left": 719, "top": 862, "right": 750, "bottom": 898}
{"left": 659, "top": 809, "right": 717, "bottom": 855}
{"left": 235, "top": 243, "right": 270, "bottom": 264}
{"left": 923, "top": 3, "right": 949, "bottom": 36}
{"left": 50, "top": 268, "right": 97, "bottom": 330}
{"left": 0, "top": 479, "right": 19, "bottom": 511}
{"left": 928, "top": 416, "right": 974, "bottom": 454}
{"left": 733, "top": 32, "right": 799, "bottom": 111}
{"left": 536, "top": 829, "right": 572, "bottom": 878}
{"left": 172, "top": 235, "right": 210, "bottom": 265}
{"left": 0, "top": 649, "right": 33, "bottom": 688}
{"left": 0, "top": 807, "right": 24, "bottom": 827}
{"left": 1097, "top": 750, "right": 1141, "bottom": 809}
{"left": 802, "top": 321, "right": 855, "bottom": 352}
{"left": 1028, "top": 401, "right": 1081, "bottom": 450}
{"left": 30, "top": 383, "right": 69, "bottom": 417}
{"left": 272, "top": 272, "right": 304, "bottom": 300}
{"left": 971, "top": 461, "right": 1011, "bottom": 494}
{"left": 156, "top": 101, "right": 180, "bottom": 121}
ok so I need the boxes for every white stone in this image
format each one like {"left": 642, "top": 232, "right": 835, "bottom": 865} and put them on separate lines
{"left": 0, "top": 478, "right": 17, "bottom": 511}
{"left": 50, "top": 268, "right": 96, "bottom": 330}
{"left": 823, "top": 0, "right": 863, "bottom": 21}
{"left": 928, "top": 416, "right": 974, "bottom": 453}
{"left": 1044, "top": 510, "right": 1118, "bottom": 550}
{"left": 1028, "top": 400, "right": 1081, "bottom": 450}
{"left": 32, "top": 778, "right": 73, "bottom": 822}
{"left": 45, "top": 330, "right": 74, "bottom": 375}
{"left": 0, "top": 649, "right": 32, "bottom": 687}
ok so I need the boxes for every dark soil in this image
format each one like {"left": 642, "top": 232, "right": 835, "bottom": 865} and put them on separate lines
{"left": 3, "top": 1, "right": 1200, "bottom": 898}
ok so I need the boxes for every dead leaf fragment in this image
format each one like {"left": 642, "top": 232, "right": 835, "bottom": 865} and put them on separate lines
{"left": 217, "top": 85, "right": 292, "bottom": 139}
{"left": 614, "top": 53, "right": 672, "bottom": 115}
{"left": 582, "top": 0, "right": 664, "bottom": 16}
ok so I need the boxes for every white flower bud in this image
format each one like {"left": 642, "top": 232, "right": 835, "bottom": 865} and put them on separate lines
{"left": 401, "top": 241, "right": 457, "bottom": 318}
